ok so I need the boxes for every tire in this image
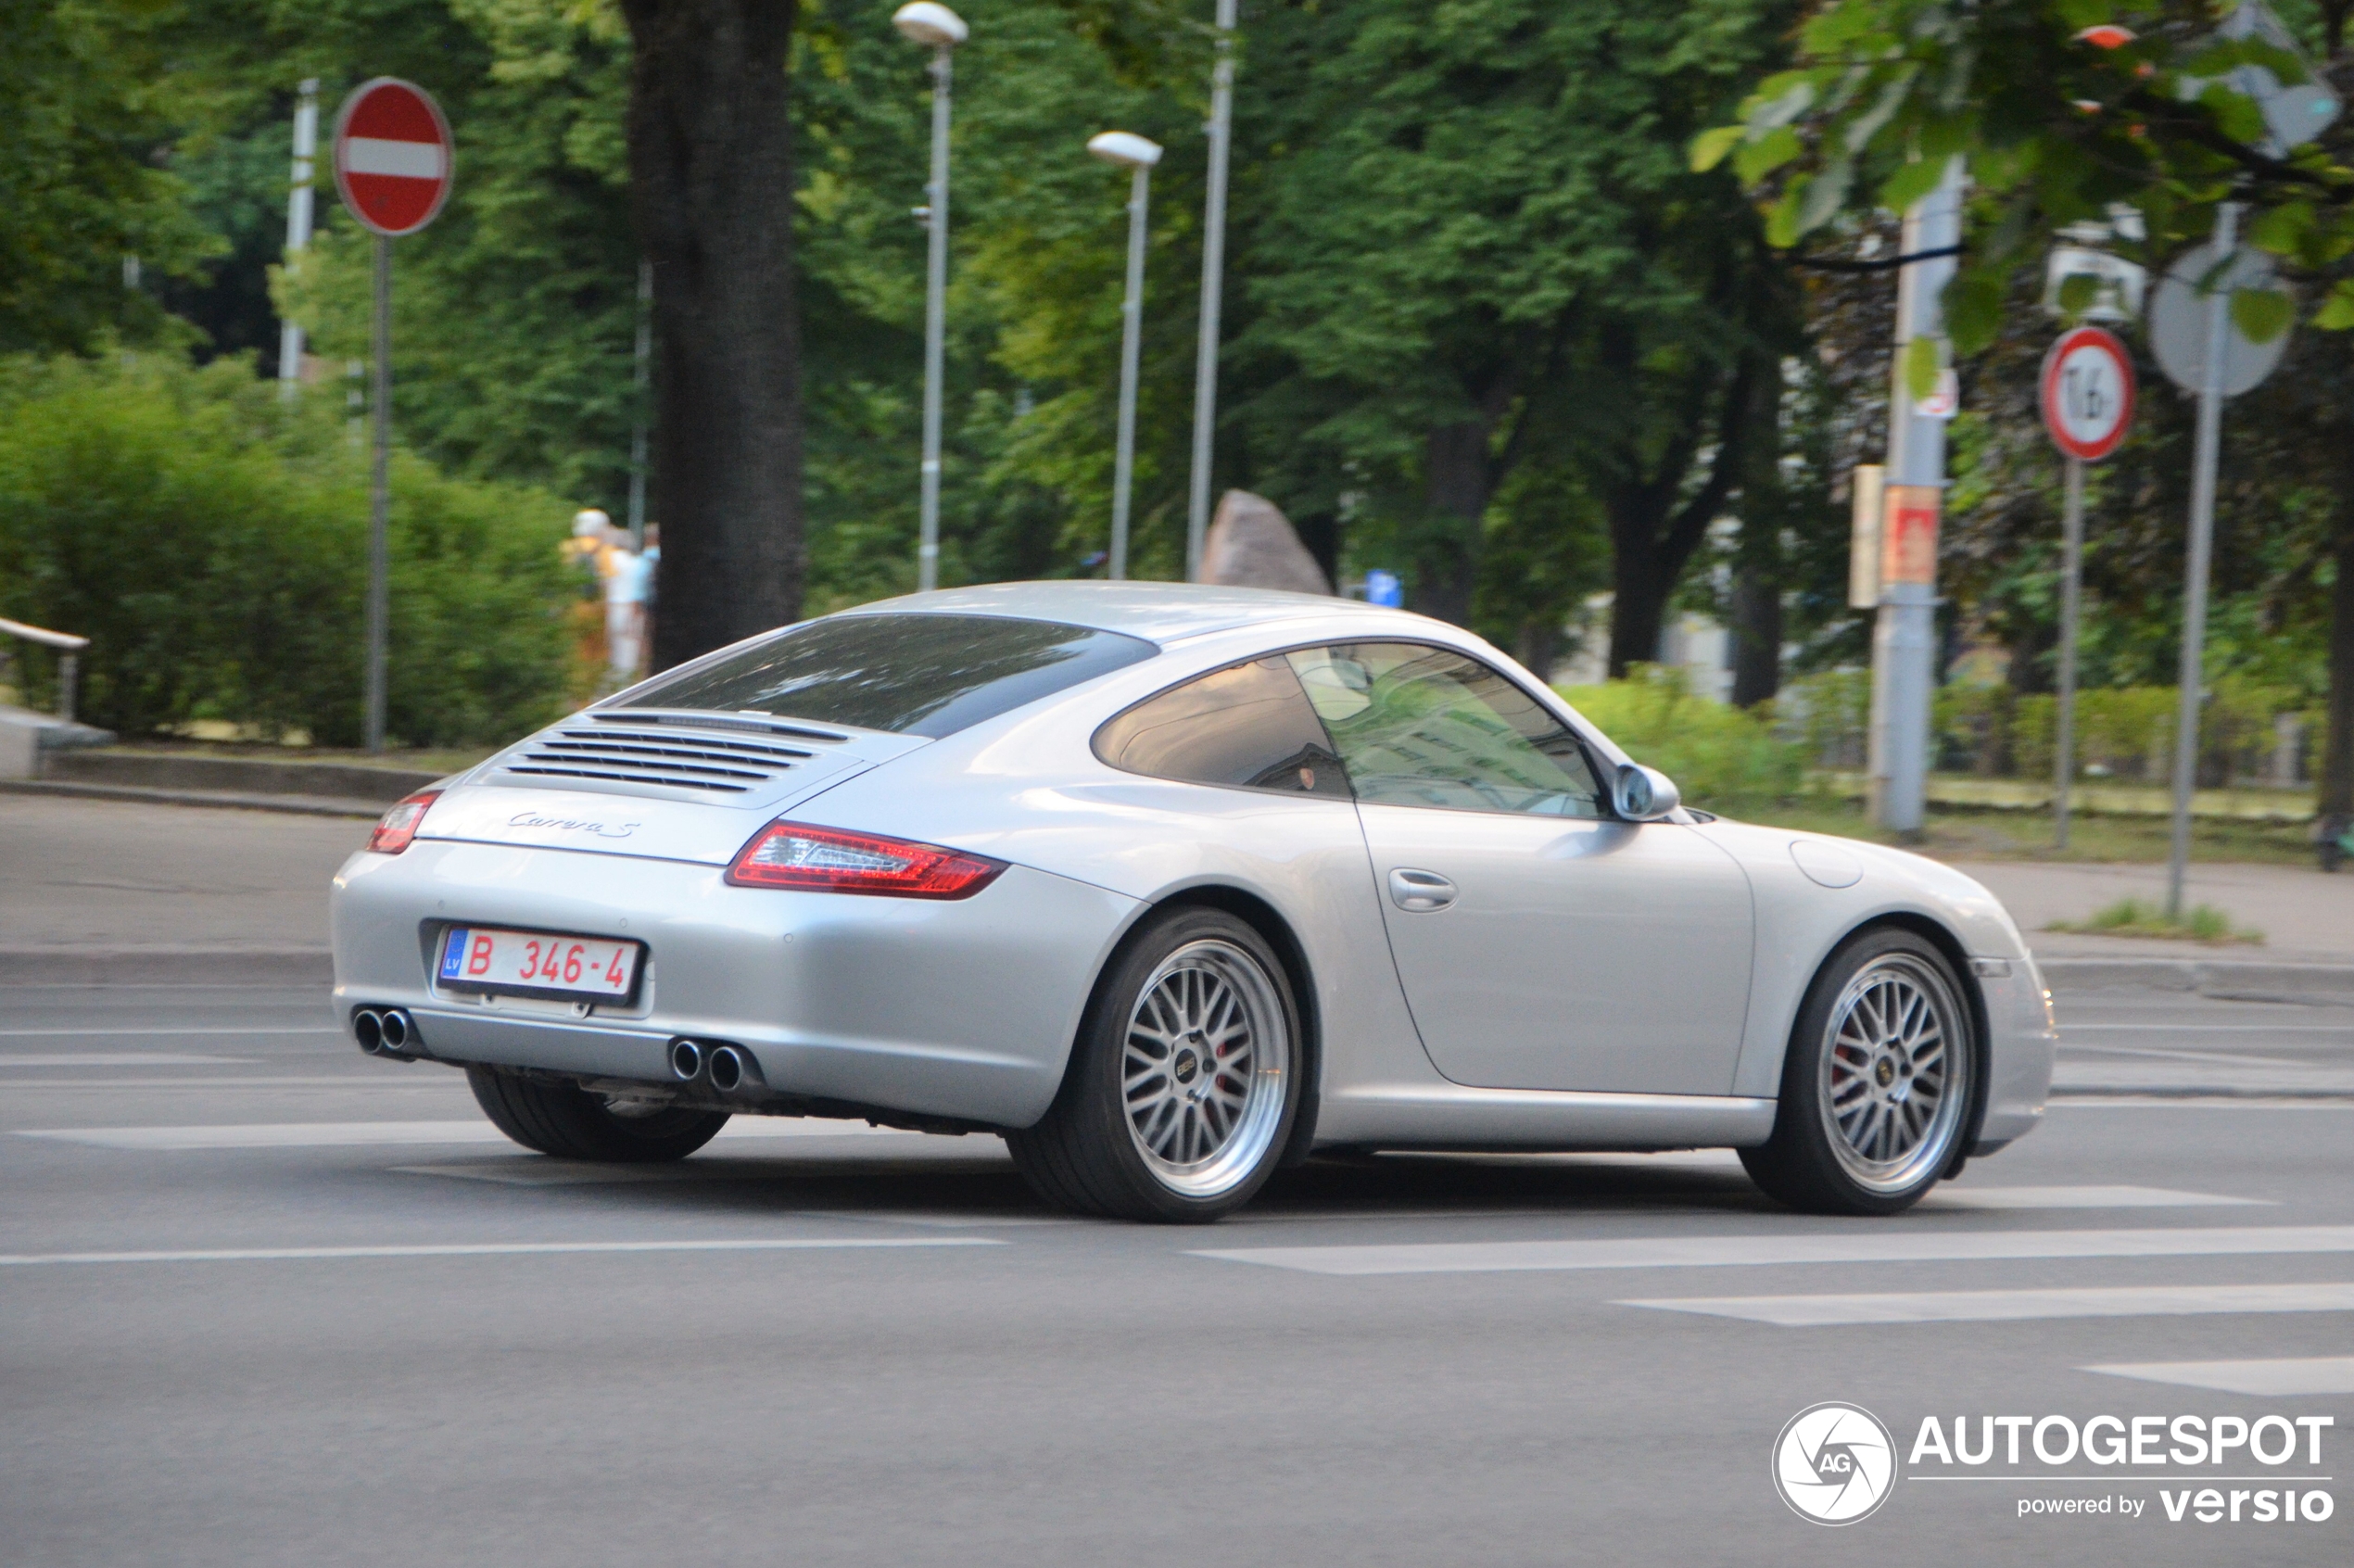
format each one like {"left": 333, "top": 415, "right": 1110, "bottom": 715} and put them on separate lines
{"left": 465, "top": 1066, "right": 729, "bottom": 1162}
{"left": 1740, "top": 929, "right": 1977, "bottom": 1216}
{"left": 1006, "top": 907, "right": 1303, "bottom": 1223}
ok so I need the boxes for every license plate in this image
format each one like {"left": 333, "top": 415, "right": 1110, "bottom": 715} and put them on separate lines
{"left": 437, "top": 927, "right": 642, "bottom": 1001}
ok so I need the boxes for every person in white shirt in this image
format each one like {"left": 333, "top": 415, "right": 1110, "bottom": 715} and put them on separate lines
{"left": 603, "top": 534, "right": 650, "bottom": 684}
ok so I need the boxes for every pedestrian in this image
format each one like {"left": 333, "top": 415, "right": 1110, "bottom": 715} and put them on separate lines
{"left": 563, "top": 509, "right": 617, "bottom": 677}
{"left": 605, "top": 533, "right": 649, "bottom": 686}
{"left": 639, "top": 524, "right": 661, "bottom": 664}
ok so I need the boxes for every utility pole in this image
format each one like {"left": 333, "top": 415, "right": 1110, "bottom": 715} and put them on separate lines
{"left": 1867, "top": 159, "right": 1963, "bottom": 837}
{"left": 1183, "top": 0, "right": 1237, "bottom": 583}
{"left": 894, "top": 5, "right": 968, "bottom": 592}
{"left": 277, "top": 79, "right": 320, "bottom": 398}
{"left": 1089, "top": 133, "right": 1164, "bottom": 580}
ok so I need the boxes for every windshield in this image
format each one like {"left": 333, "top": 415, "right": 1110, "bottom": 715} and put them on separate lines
{"left": 616, "top": 613, "right": 1158, "bottom": 738}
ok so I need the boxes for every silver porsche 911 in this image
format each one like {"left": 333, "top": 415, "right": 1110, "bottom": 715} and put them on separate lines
{"left": 332, "top": 582, "right": 2056, "bottom": 1222}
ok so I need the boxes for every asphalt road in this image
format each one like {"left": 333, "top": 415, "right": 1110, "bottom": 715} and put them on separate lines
{"left": 2, "top": 982, "right": 2348, "bottom": 1566}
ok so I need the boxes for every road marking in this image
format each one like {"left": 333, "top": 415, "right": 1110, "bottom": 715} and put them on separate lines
{"left": 1620, "top": 1282, "right": 2354, "bottom": 1326}
{"left": 0, "top": 1028, "right": 340, "bottom": 1038}
{"left": 0, "top": 1054, "right": 257, "bottom": 1068}
{"left": 1919, "top": 1185, "right": 2267, "bottom": 1210}
{"left": 1192, "top": 1226, "right": 2354, "bottom": 1277}
{"left": 2057, "top": 1096, "right": 2354, "bottom": 1109}
{"left": 0, "top": 1237, "right": 1002, "bottom": 1268}
{"left": 2085, "top": 1356, "right": 2354, "bottom": 1397}
{"left": 17, "top": 1119, "right": 956, "bottom": 1150}
{"left": 2067, "top": 1024, "right": 2354, "bottom": 1032}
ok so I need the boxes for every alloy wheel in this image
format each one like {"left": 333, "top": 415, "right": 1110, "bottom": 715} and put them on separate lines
{"left": 1120, "top": 938, "right": 1290, "bottom": 1198}
{"left": 1816, "top": 952, "right": 1968, "bottom": 1194}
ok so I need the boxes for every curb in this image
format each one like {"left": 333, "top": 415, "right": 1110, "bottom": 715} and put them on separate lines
{"left": 0, "top": 780, "right": 386, "bottom": 820}
{"left": 0, "top": 948, "right": 334, "bottom": 985}
{"left": 2038, "top": 956, "right": 2354, "bottom": 1006}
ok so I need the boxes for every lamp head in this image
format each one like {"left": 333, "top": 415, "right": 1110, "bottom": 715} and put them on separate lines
{"left": 1086, "top": 131, "right": 1164, "bottom": 170}
{"left": 892, "top": 2, "right": 968, "bottom": 47}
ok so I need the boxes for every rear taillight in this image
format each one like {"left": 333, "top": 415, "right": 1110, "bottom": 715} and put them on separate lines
{"left": 368, "top": 790, "right": 442, "bottom": 854}
{"left": 726, "top": 821, "right": 1006, "bottom": 900}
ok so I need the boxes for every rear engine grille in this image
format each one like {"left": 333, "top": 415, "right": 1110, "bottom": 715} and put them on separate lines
{"left": 499, "top": 727, "right": 816, "bottom": 793}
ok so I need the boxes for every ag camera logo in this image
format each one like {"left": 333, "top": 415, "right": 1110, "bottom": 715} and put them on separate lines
{"left": 1774, "top": 1402, "right": 1899, "bottom": 1524}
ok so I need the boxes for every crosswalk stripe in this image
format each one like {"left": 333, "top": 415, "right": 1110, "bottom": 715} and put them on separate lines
{"left": 0, "top": 1028, "right": 340, "bottom": 1037}
{"left": 2084, "top": 1356, "right": 2354, "bottom": 1397}
{"left": 1919, "top": 1185, "right": 2266, "bottom": 1210}
{"left": 1192, "top": 1226, "right": 2354, "bottom": 1277}
{"left": 1618, "top": 1282, "right": 2354, "bottom": 1326}
{"left": 0, "top": 1054, "right": 257, "bottom": 1068}
{"left": 0, "top": 1237, "right": 1002, "bottom": 1268}
{"left": 17, "top": 1119, "right": 943, "bottom": 1149}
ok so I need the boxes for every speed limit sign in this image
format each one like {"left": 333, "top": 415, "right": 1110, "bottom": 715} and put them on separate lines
{"left": 2039, "top": 326, "right": 2135, "bottom": 462}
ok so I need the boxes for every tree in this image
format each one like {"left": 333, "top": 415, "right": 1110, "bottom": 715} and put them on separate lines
{"left": 619, "top": 0, "right": 804, "bottom": 665}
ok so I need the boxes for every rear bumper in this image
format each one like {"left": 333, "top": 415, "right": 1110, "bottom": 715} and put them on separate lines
{"left": 330, "top": 840, "right": 1140, "bottom": 1128}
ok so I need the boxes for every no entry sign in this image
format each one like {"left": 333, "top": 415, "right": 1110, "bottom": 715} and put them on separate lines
{"left": 2039, "top": 326, "right": 2135, "bottom": 462}
{"left": 333, "top": 78, "right": 452, "bottom": 236}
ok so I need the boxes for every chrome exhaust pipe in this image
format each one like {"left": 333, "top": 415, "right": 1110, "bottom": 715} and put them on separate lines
{"left": 351, "top": 1008, "right": 384, "bottom": 1054}
{"left": 707, "top": 1045, "right": 746, "bottom": 1094}
{"left": 668, "top": 1039, "right": 704, "bottom": 1081}
{"left": 378, "top": 1009, "right": 411, "bottom": 1051}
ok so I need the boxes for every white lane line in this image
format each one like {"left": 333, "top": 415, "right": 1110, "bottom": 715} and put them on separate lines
{"left": 1920, "top": 1185, "right": 2268, "bottom": 1210}
{"left": 17, "top": 1119, "right": 952, "bottom": 1150}
{"left": 2067, "top": 1024, "right": 2354, "bottom": 1032}
{"left": 2, "top": 1078, "right": 473, "bottom": 1091}
{"left": 2057, "top": 1097, "right": 2354, "bottom": 1109}
{"left": 0, "top": 1054, "right": 258, "bottom": 1068}
{"left": 1620, "top": 1282, "right": 2354, "bottom": 1326}
{"left": 0, "top": 1237, "right": 1001, "bottom": 1268}
{"left": 0, "top": 1028, "right": 339, "bottom": 1037}
{"left": 2084, "top": 1357, "right": 2354, "bottom": 1397}
{"left": 1192, "top": 1226, "right": 2354, "bottom": 1277}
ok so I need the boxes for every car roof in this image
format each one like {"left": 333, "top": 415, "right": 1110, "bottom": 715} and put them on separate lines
{"left": 837, "top": 580, "right": 1437, "bottom": 644}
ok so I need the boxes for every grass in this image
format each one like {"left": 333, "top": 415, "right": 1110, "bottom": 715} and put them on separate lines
{"left": 1716, "top": 794, "right": 2321, "bottom": 867}
{"left": 2044, "top": 896, "right": 2265, "bottom": 946}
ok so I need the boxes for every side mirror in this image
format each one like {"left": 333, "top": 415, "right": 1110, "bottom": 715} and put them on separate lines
{"left": 1612, "top": 763, "right": 1681, "bottom": 822}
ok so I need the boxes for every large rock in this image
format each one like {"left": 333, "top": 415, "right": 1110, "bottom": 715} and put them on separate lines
{"left": 1201, "top": 490, "right": 1332, "bottom": 596}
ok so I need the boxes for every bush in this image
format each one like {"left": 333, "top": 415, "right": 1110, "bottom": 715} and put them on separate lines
{"left": 1557, "top": 665, "right": 1808, "bottom": 811}
{"left": 0, "top": 354, "right": 574, "bottom": 747}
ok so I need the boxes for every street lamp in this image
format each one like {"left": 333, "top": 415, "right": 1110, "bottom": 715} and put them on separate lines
{"left": 1087, "top": 131, "right": 1162, "bottom": 582}
{"left": 893, "top": 2, "right": 968, "bottom": 592}
{"left": 1184, "top": 0, "right": 1238, "bottom": 582}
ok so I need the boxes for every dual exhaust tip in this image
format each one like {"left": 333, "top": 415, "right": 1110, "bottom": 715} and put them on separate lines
{"left": 351, "top": 1007, "right": 416, "bottom": 1057}
{"left": 669, "top": 1038, "right": 753, "bottom": 1094}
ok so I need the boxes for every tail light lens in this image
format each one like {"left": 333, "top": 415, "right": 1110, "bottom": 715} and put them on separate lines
{"left": 367, "top": 790, "right": 442, "bottom": 854}
{"left": 726, "top": 822, "right": 1006, "bottom": 900}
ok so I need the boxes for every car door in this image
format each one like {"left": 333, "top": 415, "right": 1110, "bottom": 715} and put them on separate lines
{"left": 1288, "top": 642, "right": 1754, "bottom": 1096}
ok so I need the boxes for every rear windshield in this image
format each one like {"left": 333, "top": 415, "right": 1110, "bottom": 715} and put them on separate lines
{"left": 616, "top": 613, "right": 1158, "bottom": 738}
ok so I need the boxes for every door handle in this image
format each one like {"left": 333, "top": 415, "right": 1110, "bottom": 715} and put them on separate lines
{"left": 1387, "top": 867, "right": 1457, "bottom": 913}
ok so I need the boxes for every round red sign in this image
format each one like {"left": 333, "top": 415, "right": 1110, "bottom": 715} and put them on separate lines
{"left": 333, "top": 78, "right": 453, "bottom": 237}
{"left": 2038, "top": 326, "right": 2135, "bottom": 462}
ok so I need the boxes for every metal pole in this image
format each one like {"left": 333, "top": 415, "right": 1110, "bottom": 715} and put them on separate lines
{"left": 2054, "top": 454, "right": 2085, "bottom": 850}
{"left": 2167, "top": 201, "right": 2237, "bottom": 917}
{"left": 1183, "top": 0, "right": 1237, "bottom": 583}
{"left": 1867, "top": 158, "right": 1963, "bottom": 837}
{"left": 365, "top": 234, "right": 392, "bottom": 754}
{"left": 917, "top": 44, "right": 954, "bottom": 592}
{"left": 277, "top": 79, "right": 320, "bottom": 397}
{"left": 1109, "top": 165, "right": 1153, "bottom": 581}
{"left": 627, "top": 258, "right": 652, "bottom": 550}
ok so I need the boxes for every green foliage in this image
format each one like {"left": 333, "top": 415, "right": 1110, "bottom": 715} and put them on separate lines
{"left": 1702, "top": 0, "right": 2354, "bottom": 349}
{"left": 1558, "top": 665, "right": 1809, "bottom": 809}
{"left": 0, "top": 354, "right": 573, "bottom": 746}
{"left": 2045, "top": 896, "right": 2263, "bottom": 945}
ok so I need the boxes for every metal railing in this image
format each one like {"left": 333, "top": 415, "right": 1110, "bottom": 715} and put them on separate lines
{"left": 0, "top": 616, "right": 89, "bottom": 723}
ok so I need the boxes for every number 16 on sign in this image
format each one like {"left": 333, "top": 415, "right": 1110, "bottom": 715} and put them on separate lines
{"left": 2038, "top": 326, "right": 2135, "bottom": 849}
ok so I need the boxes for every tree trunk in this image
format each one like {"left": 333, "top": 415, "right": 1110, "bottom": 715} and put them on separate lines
{"left": 1605, "top": 514, "right": 1671, "bottom": 678}
{"left": 1601, "top": 355, "right": 1756, "bottom": 679}
{"left": 622, "top": 0, "right": 804, "bottom": 672}
{"left": 1729, "top": 557, "right": 1781, "bottom": 707}
{"left": 2323, "top": 520, "right": 2354, "bottom": 817}
{"left": 1411, "top": 420, "right": 1493, "bottom": 627}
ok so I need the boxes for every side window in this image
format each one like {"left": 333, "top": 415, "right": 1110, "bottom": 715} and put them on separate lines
{"left": 1287, "top": 643, "right": 1605, "bottom": 818}
{"left": 1093, "top": 656, "right": 1351, "bottom": 797}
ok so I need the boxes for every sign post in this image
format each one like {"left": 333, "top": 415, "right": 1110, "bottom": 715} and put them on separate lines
{"left": 2036, "top": 326, "right": 2135, "bottom": 849}
{"left": 332, "top": 78, "right": 452, "bottom": 753}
